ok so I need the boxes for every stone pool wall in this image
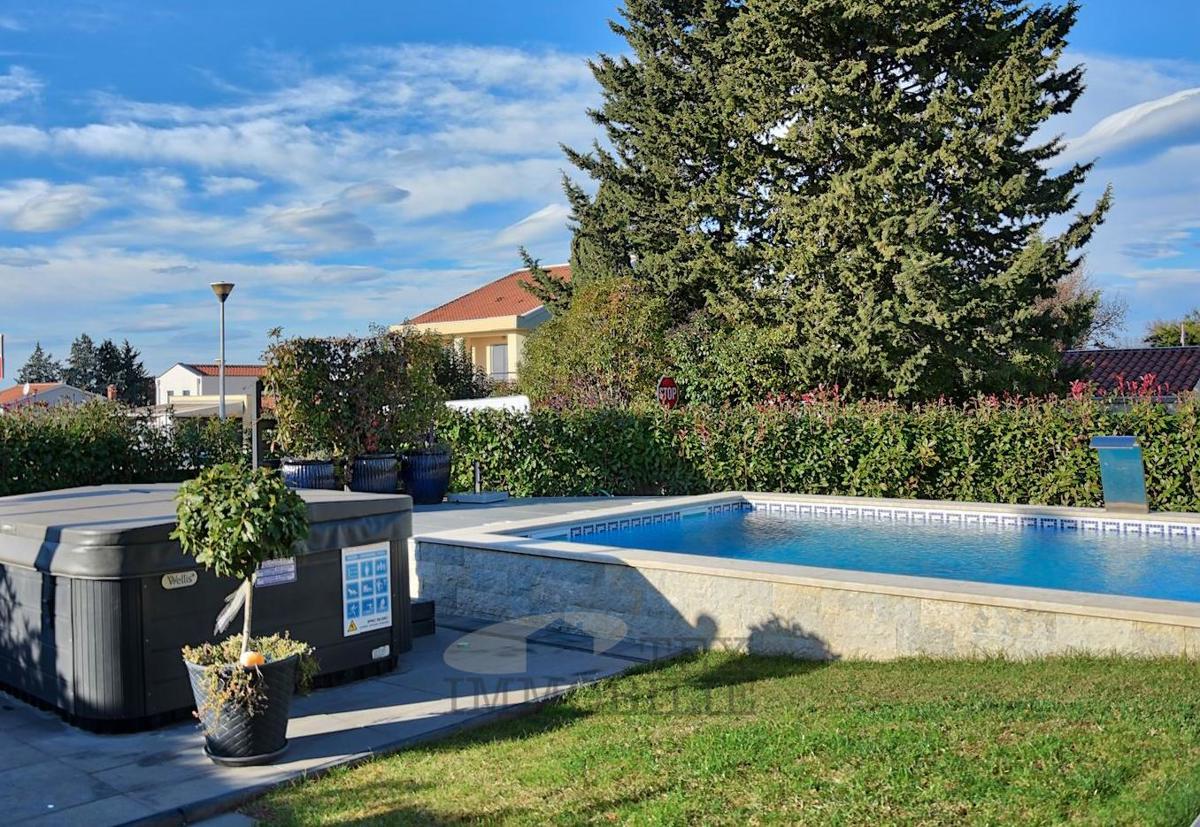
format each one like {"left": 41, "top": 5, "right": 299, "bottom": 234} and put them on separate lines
{"left": 412, "top": 539, "right": 1200, "bottom": 660}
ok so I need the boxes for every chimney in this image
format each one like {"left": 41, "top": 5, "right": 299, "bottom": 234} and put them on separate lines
{"left": 106, "top": 384, "right": 118, "bottom": 401}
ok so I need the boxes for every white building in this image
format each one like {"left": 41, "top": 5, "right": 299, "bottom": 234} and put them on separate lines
{"left": 0, "top": 382, "right": 103, "bottom": 410}
{"left": 155, "top": 363, "right": 264, "bottom": 406}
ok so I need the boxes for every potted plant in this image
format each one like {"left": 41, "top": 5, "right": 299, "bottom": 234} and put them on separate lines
{"left": 401, "top": 427, "right": 452, "bottom": 505}
{"left": 349, "top": 421, "right": 398, "bottom": 493}
{"left": 174, "top": 463, "right": 318, "bottom": 766}
{"left": 264, "top": 330, "right": 344, "bottom": 490}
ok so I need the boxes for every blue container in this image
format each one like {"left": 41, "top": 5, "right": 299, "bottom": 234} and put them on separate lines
{"left": 350, "top": 453, "right": 398, "bottom": 494}
{"left": 401, "top": 450, "right": 451, "bottom": 505}
{"left": 280, "top": 458, "right": 338, "bottom": 490}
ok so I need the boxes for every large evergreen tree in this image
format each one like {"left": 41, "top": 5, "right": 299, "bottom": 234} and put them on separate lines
{"left": 62, "top": 333, "right": 99, "bottom": 392}
{"left": 117, "top": 339, "right": 152, "bottom": 405}
{"left": 561, "top": 0, "right": 1110, "bottom": 400}
{"left": 95, "top": 338, "right": 123, "bottom": 393}
{"left": 16, "top": 342, "right": 62, "bottom": 383}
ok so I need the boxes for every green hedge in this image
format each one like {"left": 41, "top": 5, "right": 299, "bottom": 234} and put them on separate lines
{"left": 439, "top": 397, "right": 1200, "bottom": 512}
{"left": 0, "top": 401, "right": 246, "bottom": 497}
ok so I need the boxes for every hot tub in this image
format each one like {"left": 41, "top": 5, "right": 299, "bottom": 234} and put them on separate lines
{"left": 0, "top": 483, "right": 413, "bottom": 730}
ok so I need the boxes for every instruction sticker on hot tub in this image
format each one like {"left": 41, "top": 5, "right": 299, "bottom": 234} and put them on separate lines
{"left": 341, "top": 546, "right": 392, "bottom": 637}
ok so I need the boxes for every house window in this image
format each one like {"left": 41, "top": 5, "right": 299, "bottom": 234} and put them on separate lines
{"left": 181, "top": 390, "right": 190, "bottom": 396}
{"left": 488, "top": 343, "right": 508, "bottom": 380}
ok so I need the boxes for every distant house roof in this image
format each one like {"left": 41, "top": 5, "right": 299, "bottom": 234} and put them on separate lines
{"left": 1062, "top": 347, "right": 1200, "bottom": 393}
{"left": 180, "top": 363, "right": 265, "bottom": 377}
{"left": 0, "top": 382, "right": 100, "bottom": 409}
{"left": 409, "top": 264, "right": 571, "bottom": 325}
{"left": 0, "top": 382, "right": 60, "bottom": 407}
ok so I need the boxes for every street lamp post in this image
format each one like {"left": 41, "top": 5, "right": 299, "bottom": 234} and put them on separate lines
{"left": 210, "top": 282, "right": 235, "bottom": 420}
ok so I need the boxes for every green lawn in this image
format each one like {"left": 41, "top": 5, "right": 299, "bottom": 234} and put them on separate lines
{"left": 255, "top": 653, "right": 1200, "bottom": 826}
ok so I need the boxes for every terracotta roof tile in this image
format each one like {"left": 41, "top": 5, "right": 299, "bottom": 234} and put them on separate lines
{"left": 1062, "top": 347, "right": 1200, "bottom": 393}
{"left": 409, "top": 265, "right": 571, "bottom": 324}
{"left": 184, "top": 364, "right": 265, "bottom": 377}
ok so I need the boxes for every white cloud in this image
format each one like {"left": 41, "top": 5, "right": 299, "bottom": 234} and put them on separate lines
{"left": 1062, "top": 87, "right": 1200, "bottom": 163}
{"left": 493, "top": 202, "right": 571, "bottom": 248}
{"left": 201, "top": 175, "right": 260, "bottom": 195}
{"left": 264, "top": 202, "right": 376, "bottom": 252}
{"left": 0, "top": 180, "right": 104, "bottom": 231}
{"left": 337, "top": 180, "right": 408, "bottom": 206}
{"left": 0, "top": 65, "right": 41, "bottom": 104}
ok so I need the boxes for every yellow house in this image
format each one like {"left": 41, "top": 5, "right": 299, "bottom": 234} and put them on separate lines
{"left": 401, "top": 264, "right": 570, "bottom": 382}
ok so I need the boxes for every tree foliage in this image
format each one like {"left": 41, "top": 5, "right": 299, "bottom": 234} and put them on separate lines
{"left": 56, "top": 333, "right": 151, "bottom": 403}
{"left": 519, "top": 276, "right": 671, "bottom": 409}
{"left": 558, "top": 0, "right": 1110, "bottom": 401}
{"left": 440, "top": 393, "right": 1200, "bottom": 512}
{"left": 0, "top": 400, "right": 246, "bottom": 496}
{"left": 1145, "top": 310, "right": 1200, "bottom": 348}
{"left": 264, "top": 328, "right": 445, "bottom": 460}
{"left": 16, "top": 342, "right": 63, "bottom": 383}
{"left": 62, "top": 333, "right": 99, "bottom": 391}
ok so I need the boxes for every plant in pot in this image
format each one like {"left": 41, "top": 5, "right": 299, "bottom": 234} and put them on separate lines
{"left": 263, "top": 330, "right": 344, "bottom": 490}
{"left": 400, "top": 426, "right": 453, "bottom": 505}
{"left": 174, "top": 463, "right": 318, "bottom": 766}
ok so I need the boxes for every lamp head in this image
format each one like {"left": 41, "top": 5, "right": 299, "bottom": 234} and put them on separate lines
{"left": 210, "top": 281, "right": 235, "bottom": 302}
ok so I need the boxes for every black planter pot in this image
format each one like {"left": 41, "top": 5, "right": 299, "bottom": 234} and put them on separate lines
{"left": 349, "top": 453, "right": 398, "bottom": 494}
{"left": 401, "top": 449, "right": 451, "bottom": 505}
{"left": 184, "top": 654, "right": 299, "bottom": 766}
{"left": 280, "top": 458, "right": 338, "bottom": 490}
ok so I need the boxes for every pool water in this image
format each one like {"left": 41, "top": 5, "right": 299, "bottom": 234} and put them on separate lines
{"left": 561, "top": 510, "right": 1200, "bottom": 603}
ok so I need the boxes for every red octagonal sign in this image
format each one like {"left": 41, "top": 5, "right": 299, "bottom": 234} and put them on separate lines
{"left": 656, "top": 375, "right": 679, "bottom": 409}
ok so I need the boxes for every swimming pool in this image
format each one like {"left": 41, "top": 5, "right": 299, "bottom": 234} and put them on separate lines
{"left": 415, "top": 492, "right": 1200, "bottom": 660}
{"left": 555, "top": 507, "right": 1200, "bottom": 604}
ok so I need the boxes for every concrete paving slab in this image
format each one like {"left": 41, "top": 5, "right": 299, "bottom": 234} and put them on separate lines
{"left": 411, "top": 496, "right": 687, "bottom": 535}
{"left": 1, "top": 617, "right": 671, "bottom": 826}
{"left": 19, "top": 794, "right": 156, "bottom": 827}
{"left": 0, "top": 758, "right": 122, "bottom": 822}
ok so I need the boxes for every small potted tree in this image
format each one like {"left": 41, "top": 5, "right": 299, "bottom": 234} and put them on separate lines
{"left": 174, "top": 463, "right": 318, "bottom": 766}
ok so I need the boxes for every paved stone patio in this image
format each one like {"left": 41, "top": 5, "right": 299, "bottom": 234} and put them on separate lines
{"left": 0, "top": 497, "right": 680, "bottom": 827}
{"left": 2, "top": 615, "right": 674, "bottom": 826}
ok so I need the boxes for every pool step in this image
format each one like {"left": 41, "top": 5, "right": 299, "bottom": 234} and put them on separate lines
{"left": 412, "top": 597, "right": 436, "bottom": 637}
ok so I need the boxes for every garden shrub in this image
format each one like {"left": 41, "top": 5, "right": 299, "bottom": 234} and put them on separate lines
{"left": 263, "top": 327, "right": 445, "bottom": 460}
{"left": 519, "top": 277, "right": 671, "bottom": 409}
{"left": 0, "top": 401, "right": 246, "bottom": 496}
{"left": 439, "top": 395, "right": 1200, "bottom": 512}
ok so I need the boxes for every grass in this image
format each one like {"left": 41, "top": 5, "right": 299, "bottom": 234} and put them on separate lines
{"left": 254, "top": 653, "right": 1200, "bottom": 826}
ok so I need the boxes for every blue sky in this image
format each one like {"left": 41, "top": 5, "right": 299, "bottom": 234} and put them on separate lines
{"left": 0, "top": 0, "right": 1197, "bottom": 377}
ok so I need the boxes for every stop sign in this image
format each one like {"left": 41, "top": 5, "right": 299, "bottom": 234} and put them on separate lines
{"left": 656, "top": 375, "right": 679, "bottom": 409}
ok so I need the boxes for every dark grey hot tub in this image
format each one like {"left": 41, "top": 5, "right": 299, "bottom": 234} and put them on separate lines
{"left": 0, "top": 483, "right": 413, "bottom": 730}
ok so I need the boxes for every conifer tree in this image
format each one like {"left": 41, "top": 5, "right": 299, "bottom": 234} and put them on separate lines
{"left": 117, "top": 339, "right": 152, "bottom": 405}
{"left": 16, "top": 342, "right": 62, "bottom": 383}
{"left": 62, "top": 333, "right": 99, "bottom": 392}
{"left": 562, "top": 0, "right": 1110, "bottom": 400}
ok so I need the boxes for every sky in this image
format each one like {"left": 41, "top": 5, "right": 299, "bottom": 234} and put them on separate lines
{"left": 0, "top": 0, "right": 1196, "bottom": 378}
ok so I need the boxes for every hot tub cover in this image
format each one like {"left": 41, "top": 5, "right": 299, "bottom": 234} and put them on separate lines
{"left": 0, "top": 483, "right": 412, "bottom": 578}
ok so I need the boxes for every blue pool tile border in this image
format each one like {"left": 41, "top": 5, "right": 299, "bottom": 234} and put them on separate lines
{"left": 531, "top": 499, "right": 1200, "bottom": 542}
{"left": 740, "top": 499, "right": 1200, "bottom": 539}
